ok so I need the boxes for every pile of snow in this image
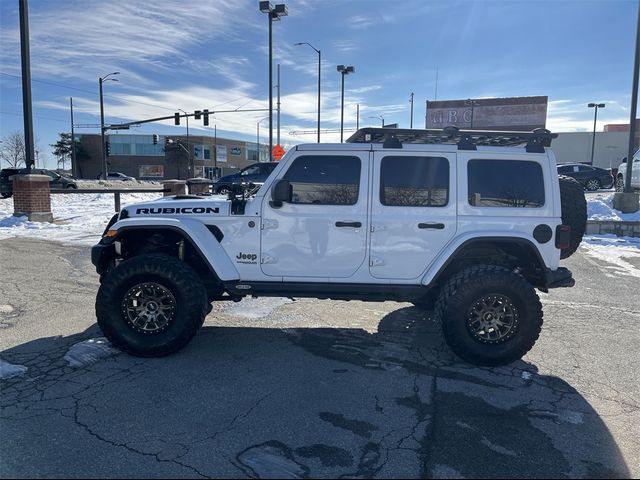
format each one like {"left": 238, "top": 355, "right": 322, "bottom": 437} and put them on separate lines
{"left": 64, "top": 337, "right": 119, "bottom": 368}
{"left": 76, "top": 179, "right": 162, "bottom": 189}
{"left": 582, "top": 235, "right": 640, "bottom": 278}
{"left": 0, "top": 359, "right": 28, "bottom": 379}
{"left": 0, "top": 192, "right": 160, "bottom": 245}
{"left": 587, "top": 193, "right": 640, "bottom": 222}
{"left": 222, "top": 297, "right": 293, "bottom": 319}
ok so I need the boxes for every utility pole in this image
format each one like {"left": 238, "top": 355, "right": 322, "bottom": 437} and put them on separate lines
{"left": 19, "top": 0, "right": 35, "bottom": 170}
{"left": 356, "top": 104, "right": 359, "bottom": 130}
{"left": 277, "top": 63, "right": 281, "bottom": 146}
{"left": 70, "top": 97, "right": 77, "bottom": 177}
{"left": 410, "top": 92, "right": 414, "bottom": 129}
{"left": 214, "top": 124, "right": 218, "bottom": 179}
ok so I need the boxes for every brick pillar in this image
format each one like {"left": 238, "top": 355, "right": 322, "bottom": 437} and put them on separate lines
{"left": 187, "top": 178, "right": 212, "bottom": 195}
{"left": 12, "top": 174, "right": 53, "bottom": 222}
{"left": 162, "top": 180, "right": 187, "bottom": 197}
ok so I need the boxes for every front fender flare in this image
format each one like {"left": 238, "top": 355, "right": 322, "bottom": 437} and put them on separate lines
{"left": 107, "top": 217, "right": 240, "bottom": 281}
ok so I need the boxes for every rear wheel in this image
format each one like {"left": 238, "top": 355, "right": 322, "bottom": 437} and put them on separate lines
{"left": 434, "top": 265, "right": 543, "bottom": 366}
{"left": 96, "top": 254, "right": 207, "bottom": 357}
{"left": 615, "top": 175, "right": 625, "bottom": 192}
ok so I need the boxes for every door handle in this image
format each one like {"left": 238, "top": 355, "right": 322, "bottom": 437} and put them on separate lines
{"left": 418, "top": 223, "right": 445, "bottom": 230}
{"left": 335, "top": 221, "right": 362, "bottom": 228}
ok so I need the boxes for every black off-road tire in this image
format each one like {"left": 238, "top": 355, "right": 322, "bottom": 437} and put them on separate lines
{"left": 434, "top": 265, "right": 543, "bottom": 366}
{"left": 558, "top": 175, "right": 587, "bottom": 259}
{"left": 96, "top": 254, "right": 207, "bottom": 357}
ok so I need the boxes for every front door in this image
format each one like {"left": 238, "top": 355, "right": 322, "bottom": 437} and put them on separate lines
{"left": 369, "top": 152, "right": 457, "bottom": 280}
{"left": 261, "top": 153, "right": 369, "bottom": 278}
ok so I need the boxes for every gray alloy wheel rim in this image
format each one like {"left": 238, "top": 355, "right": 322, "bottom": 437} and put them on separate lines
{"left": 616, "top": 177, "right": 624, "bottom": 192}
{"left": 586, "top": 179, "right": 600, "bottom": 191}
{"left": 467, "top": 294, "right": 519, "bottom": 344}
{"left": 121, "top": 282, "right": 176, "bottom": 334}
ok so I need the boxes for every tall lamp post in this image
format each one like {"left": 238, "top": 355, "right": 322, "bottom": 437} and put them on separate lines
{"left": 337, "top": 65, "right": 355, "bottom": 142}
{"left": 257, "top": 116, "right": 269, "bottom": 162}
{"left": 369, "top": 115, "right": 384, "bottom": 127}
{"left": 588, "top": 103, "right": 605, "bottom": 165}
{"left": 294, "top": 41, "right": 321, "bottom": 142}
{"left": 464, "top": 98, "right": 479, "bottom": 129}
{"left": 177, "top": 108, "right": 190, "bottom": 176}
{"left": 99, "top": 71, "right": 119, "bottom": 179}
{"left": 259, "top": 1, "right": 288, "bottom": 161}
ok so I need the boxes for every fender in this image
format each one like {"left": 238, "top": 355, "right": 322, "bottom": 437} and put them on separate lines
{"left": 107, "top": 217, "right": 240, "bottom": 281}
{"left": 421, "top": 232, "right": 544, "bottom": 286}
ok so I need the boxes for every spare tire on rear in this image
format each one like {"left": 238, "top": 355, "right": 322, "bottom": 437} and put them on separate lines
{"left": 558, "top": 175, "right": 587, "bottom": 259}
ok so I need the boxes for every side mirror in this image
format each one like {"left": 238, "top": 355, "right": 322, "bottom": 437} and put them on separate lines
{"left": 270, "top": 179, "right": 292, "bottom": 207}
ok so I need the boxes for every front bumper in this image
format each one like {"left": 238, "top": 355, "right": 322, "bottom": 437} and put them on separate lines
{"left": 544, "top": 267, "right": 575, "bottom": 289}
{"left": 91, "top": 242, "right": 115, "bottom": 275}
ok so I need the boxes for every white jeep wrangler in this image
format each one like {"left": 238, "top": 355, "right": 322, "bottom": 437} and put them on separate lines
{"left": 92, "top": 127, "right": 586, "bottom": 366}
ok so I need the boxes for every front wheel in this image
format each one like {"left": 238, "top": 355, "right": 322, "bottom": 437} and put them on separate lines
{"left": 585, "top": 178, "right": 601, "bottom": 191}
{"left": 434, "top": 265, "right": 543, "bottom": 366}
{"left": 615, "top": 175, "right": 625, "bottom": 192}
{"left": 96, "top": 254, "right": 207, "bottom": 357}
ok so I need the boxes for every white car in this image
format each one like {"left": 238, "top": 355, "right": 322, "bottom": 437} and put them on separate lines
{"left": 91, "top": 127, "right": 586, "bottom": 366}
{"left": 615, "top": 149, "right": 640, "bottom": 191}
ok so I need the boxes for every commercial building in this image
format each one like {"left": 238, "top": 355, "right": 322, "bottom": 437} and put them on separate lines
{"left": 73, "top": 133, "right": 270, "bottom": 180}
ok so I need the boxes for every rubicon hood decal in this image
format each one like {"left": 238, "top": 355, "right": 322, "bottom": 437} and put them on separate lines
{"left": 136, "top": 207, "right": 220, "bottom": 214}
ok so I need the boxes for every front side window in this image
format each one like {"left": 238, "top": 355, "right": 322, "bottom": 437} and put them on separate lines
{"left": 380, "top": 156, "right": 449, "bottom": 207}
{"left": 283, "top": 155, "right": 361, "bottom": 205}
{"left": 468, "top": 159, "right": 545, "bottom": 208}
{"left": 242, "top": 165, "right": 261, "bottom": 176}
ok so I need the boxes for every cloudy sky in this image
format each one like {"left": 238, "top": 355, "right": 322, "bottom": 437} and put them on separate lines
{"left": 0, "top": 0, "right": 638, "bottom": 168}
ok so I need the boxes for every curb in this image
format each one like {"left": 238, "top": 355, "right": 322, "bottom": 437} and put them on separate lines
{"left": 586, "top": 220, "right": 640, "bottom": 238}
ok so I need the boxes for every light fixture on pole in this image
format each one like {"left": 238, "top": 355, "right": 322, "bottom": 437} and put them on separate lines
{"left": 464, "top": 98, "right": 479, "bottom": 129}
{"left": 587, "top": 103, "right": 605, "bottom": 165}
{"left": 99, "top": 71, "right": 119, "bottom": 179}
{"left": 337, "top": 65, "right": 355, "bottom": 143}
{"left": 294, "top": 41, "right": 321, "bottom": 143}
{"left": 369, "top": 115, "right": 384, "bottom": 127}
{"left": 260, "top": 1, "right": 288, "bottom": 161}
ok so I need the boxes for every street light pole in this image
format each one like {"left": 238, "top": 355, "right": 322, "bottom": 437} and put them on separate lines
{"left": 178, "top": 108, "right": 190, "bottom": 176}
{"left": 70, "top": 97, "right": 77, "bottom": 177}
{"left": 369, "top": 115, "right": 384, "bottom": 126}
{"left": 588, "top": 103, "right": 605, "bottom": 165}
{"left": 19, "top": 0, "right": 35, "bottom": 170}
{"left": 337, "top": 65, "right": 355, "bottom": 143}
{"left": 260, "top": 2, "right": 288, "bottom": 161}
{"left": 294, "top": 42, "right": 321, "bottom": 142}
{"left": 99, "top": 71, "right": 119, "bottom": 179}
{"left": 465, "top": 98, "right": 479, "bottom": 129}
{"left": 410, "top": 92, "right": 414, "bottom": 129}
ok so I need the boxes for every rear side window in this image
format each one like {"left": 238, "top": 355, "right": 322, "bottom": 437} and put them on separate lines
{"left": 283, "top": 155, "right": 361, "bottom": 205}
{"left": 557, "top": 165, "right": 571, "bottom": 174}
{"left": 468, "top": 159, "right": 545, "bottom": 208}
{"left": 380, "top": 156, "right": 449, "bottom": 207}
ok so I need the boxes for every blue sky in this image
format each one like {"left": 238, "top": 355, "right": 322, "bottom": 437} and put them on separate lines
{"left": 0, "top": 0, "right": 638, "bottom": 169}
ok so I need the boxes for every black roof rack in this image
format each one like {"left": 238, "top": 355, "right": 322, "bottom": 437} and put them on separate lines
{"left": 345, "top": 126, "right": 558, "bottom": 153}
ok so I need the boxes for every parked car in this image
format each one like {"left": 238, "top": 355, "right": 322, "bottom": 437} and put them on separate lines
{"left": 0, "top": 168, "right": 77, "bottom": 198}
{"left": 97, "top": 172, "right": 136, "bottom": 181}
{"left": 557, "top": 163, "right": 614, "bottom": 191}
{"left": 213, "top": 162, "right": 278, "bottom": 194}
{"left": 614, "top": 150, "right": 640, "bottom": 192}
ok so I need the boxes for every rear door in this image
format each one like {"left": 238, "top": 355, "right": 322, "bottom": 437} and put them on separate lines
{"left": 369, "top": 152, "right": 457, "bottom": 280}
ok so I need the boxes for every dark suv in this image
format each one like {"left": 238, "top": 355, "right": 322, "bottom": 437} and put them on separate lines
{"left": 0, "top": 168, "right": 78, "bottom": 198}
{"left": 213, "top": 162, "right": 278, "bottom": 194}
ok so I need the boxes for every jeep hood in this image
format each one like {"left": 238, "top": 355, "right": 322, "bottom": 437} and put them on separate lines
{"left": 124, "top": 195, "right": 231, "bottom": 217}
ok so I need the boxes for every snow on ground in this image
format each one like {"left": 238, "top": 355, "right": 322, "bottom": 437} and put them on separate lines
{"left": 581, "top": 235, "right": 640, "bottom": 278}
{"left": 0, "top": 192, "right": 161, "bottom": 245}
{"left": 587, "top": 192, "right": 640, "bottom": 221}
{"left": 64, "top": 338, "right": 120, "bottom": 368}
{"left": 76, "top": 179, "right": 162, "bottom": 189}
{"left": 0, "top": 359, "right": 28, "bottom": 379}
{"left": 222, "top": 297, "right": 294, "bottom": 319}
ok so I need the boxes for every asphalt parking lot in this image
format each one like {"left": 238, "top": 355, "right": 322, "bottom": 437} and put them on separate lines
{"left": 1, "top": 237, "right": 638, "bottom": 478}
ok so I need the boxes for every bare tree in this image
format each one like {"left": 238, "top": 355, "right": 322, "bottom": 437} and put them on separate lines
{"left": 0, "top": 131, "right": 26, "bottom": 168}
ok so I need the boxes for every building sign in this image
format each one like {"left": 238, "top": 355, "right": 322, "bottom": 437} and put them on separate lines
{"left": 230, "top": 146, "right": 241, "bottom": 155}
{"left": 139, "top": 165, "right": 164, "bottom": 178}
{"left": 216, "top": 145, "right": 227, "bottom": 163}
{"left": 426, "top": 96, "right": 548, "bottom": 131}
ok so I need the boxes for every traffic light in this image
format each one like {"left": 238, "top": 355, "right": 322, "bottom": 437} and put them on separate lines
{"left": 174, "top": 112, "right": 181, "bottom": 126}
{"left": 152, "top": 134, "right": 159, "bottom": 145}
{"left": 105, "top": 141, "right": 111, "bottom": 156}
{"left": 194, "top": 110, "right": 201, "bottom": 120}
{"left": 203, "top": 109, "right": 209, "bottom": 126}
